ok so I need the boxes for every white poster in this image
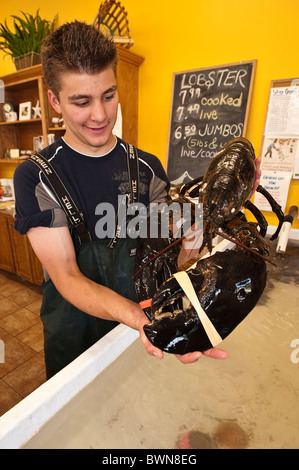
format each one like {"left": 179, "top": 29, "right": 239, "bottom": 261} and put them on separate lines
{"left": 265, "top": 86, "right": 299, "bottom": 135}
{"left": 263, "top": 84, "right": 299, "bottom": 180}
{"left": 293, "top": 150, "right": 299, "bottom": 179}
{"left": 254, "top": 171, "right": 292, "bottom": 213}
{"left": 261, "top": 137, "right": 298, "bottom": 173}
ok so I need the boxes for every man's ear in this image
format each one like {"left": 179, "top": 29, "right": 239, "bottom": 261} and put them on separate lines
{"left": 48, "top": 90, "right": 62, "bottom": 114}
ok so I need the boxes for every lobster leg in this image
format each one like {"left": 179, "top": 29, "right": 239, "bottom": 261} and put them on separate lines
{"left": 180, "top": 176, "right": 203, "bottom": 198}
{"left": 254, "top": 185, "right": 284, "bottom": 240}
{"left": 244, "top": 199, "right": 268, "bottom": 237}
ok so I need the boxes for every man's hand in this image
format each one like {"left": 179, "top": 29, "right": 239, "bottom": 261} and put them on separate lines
{"left": 175, "top": 347, "right": 228, "bottom": 364}
{"left": 139, "top": 315, "right": 227, "bottom": 363}
{"left": 249, "top": 157, "right": 262, "bottom": 199}
{"left": 138, "top": 315, "right": 165, "bottom": 359}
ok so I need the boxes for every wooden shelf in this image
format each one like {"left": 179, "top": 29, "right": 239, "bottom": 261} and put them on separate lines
{"left": 0, "top": 158, "right": 25, "bottom": 164}
{"left": 0, "top": 118, "right": 42, "bottom": 126}
{"left": 0, "top": 158, "right": 20, "bottom": 163}
{"left": 48, "top": 127, "right": 65, "bottom": 131}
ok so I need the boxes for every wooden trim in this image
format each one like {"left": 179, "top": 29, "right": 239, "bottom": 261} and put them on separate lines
{"left": 1, "top": 65, "right": 43, "bottom": 86}
{"left": 1, "top": 47, "right": 144, "bottom": 85}
{"left": 116, "top": 45, "right": 144, "bottom": 67}
{"left": 38, "top": 76, "right": 49, "bottom": 146}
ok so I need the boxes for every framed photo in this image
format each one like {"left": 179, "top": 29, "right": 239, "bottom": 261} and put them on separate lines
{"left": 2, "top": 101, "right": 14, "bottom": 120}
{"left": 0, "top": 178, "right": 15, "bottom": 201}
{"left": 19, "top": 101, "right": 31, "bottom": 120}
{"left": 33, "top": 135, "right": 44, "bottom": 152}
{"left": 5, "top": 111, "right": 18, "bottom": 122}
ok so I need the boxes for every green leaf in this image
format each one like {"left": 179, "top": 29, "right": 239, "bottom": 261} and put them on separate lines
{"left": 0, "top": 9, "right": 57, "bottom": 58}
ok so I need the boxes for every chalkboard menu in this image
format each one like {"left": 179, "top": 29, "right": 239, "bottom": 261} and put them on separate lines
{"left": 166, "top": 60, "right": 256, "bottom": 184}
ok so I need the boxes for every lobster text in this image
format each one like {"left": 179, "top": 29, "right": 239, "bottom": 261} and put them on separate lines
{"left": 180, "top": 68, "right": 248, "bottom": 90}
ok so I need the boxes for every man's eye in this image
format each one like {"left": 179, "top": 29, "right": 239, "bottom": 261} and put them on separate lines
{"left": 103, "top": 94, "right": 115, "bottom": 102}
{"left": 74, "top": 101, "right": 89, "bottom": 107}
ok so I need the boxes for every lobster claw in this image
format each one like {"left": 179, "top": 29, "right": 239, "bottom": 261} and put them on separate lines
{"left": 133, "top": 214, "right": 181, "bottom": 320}
{"left": 151, "top": 275, "right": 185, "bottom": 314}
{"left": 143, "top": 308, "right": 201, "bottom": 355}
{"left": 151, "top": 267, "right": 205, "bottom": 315}
{"left": 144, "top": 273, "right": 210, "bottom": 355}
{"left": 143, "top": 250, "right": 268, "bottom": 355}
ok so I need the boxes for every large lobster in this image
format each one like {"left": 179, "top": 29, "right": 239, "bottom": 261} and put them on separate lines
{"left": 133, "top": 137, "right": 284, "bottom": 355}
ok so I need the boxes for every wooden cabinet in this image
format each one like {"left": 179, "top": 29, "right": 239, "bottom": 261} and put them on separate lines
{"left": 0, "top": 214, "right": 15, "bottom": 272}
{"left": 0, "top": 76, "right": 47, "bottom": 155}
{"left": 7, "top": 216, "right": 44, "bottom": 284}
{"left": 116, "top": 47, "right": 144, "bottom": 147}
{"left": 0, "top": 211, "right": 44, "bottom": 285}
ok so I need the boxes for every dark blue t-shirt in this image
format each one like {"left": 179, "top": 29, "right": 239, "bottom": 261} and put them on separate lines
{"left": 14, "top": 137, "right": 170, "bottom": 247}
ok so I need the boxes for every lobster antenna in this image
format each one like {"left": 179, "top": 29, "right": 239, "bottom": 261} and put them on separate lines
{"left": 132, "top": 235, "right": 185, "bottom": 279}
{"left": 132, "top": 220, "right": 204, "bottom": 279}
{"left": 132, "top": 221, "right": 276, "bottom": 279}
{"left": 213, "top": 229, "right": 276, "bottom": 266}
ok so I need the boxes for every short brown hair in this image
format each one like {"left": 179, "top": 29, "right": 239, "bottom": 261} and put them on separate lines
{"left": 41, "top": 21, "right": 118, "bottom": 97}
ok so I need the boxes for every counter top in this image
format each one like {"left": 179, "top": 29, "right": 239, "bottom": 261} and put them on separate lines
{"left": 0, "top": 202, "right": 15, "bottom": 217}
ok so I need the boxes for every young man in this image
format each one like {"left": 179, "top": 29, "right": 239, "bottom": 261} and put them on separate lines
{"left": 13, "top": 21, "right": 232, "bottom": 378}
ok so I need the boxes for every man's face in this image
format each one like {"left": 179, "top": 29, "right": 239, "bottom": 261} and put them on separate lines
{"left": 48, "top": 67, "right": 119, "bottom": 155}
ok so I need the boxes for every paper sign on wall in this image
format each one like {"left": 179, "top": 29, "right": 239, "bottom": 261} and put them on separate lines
{"left": 262, "top": 84, "right": 299, "bottom": 180}
{"left": 254, "top": 171, "right": 292, "bottom": 212}
{"left": 113, "top": 103, "right": 122, "bottom": 138}
{"left": 258, "top": 81, "right": 299, "bottom": 216}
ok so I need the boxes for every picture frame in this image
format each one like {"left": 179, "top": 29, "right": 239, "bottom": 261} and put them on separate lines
{"left": 0, "top": 178, "right": 15, "bottom": 201}
{"left": 33, "top": 135, "right": 44, "bottom": 152}
{"left": 5, "top": 111, "right": 18, "bottom": 122}
{"left": 19, "top": 101, "right": 32, "bottom": 120}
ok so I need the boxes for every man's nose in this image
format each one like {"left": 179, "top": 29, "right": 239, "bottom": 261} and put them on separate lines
{"left": 90, "top": 101, "right": 107, "bottom": 121}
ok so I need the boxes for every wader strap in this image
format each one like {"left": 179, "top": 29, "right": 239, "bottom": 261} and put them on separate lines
{"left": 107, "top": 143, "right": 140, "bottom": 249}
{"left": 29, "top": 153, "right": 92, "bottom": 244}
{"left": 126, "top": 143, "right": 139, "bottom": 205}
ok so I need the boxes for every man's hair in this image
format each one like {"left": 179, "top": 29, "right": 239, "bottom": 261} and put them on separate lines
{"left": 41, "top": 21, "right": 118, "bottom": 97}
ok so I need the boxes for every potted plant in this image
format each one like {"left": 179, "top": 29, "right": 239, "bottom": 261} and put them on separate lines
{"left": 0, "top": 9, "right": 57, "bottom": 70}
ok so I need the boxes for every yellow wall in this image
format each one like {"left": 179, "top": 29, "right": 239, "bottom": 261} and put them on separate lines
{"left": 1, "top": 0, "right": 298, "bottom": 229}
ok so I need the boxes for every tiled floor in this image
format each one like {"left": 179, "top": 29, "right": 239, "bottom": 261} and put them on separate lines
{"left": 0, "top": 269, "right": 46, "bottom": 416}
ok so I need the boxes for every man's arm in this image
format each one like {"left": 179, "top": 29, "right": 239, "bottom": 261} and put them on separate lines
{"left": 27, "top": 225, "right": 163, "bottom": 357}
{"left": 28, "top": 225, "right": 227, "bottom": 363}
